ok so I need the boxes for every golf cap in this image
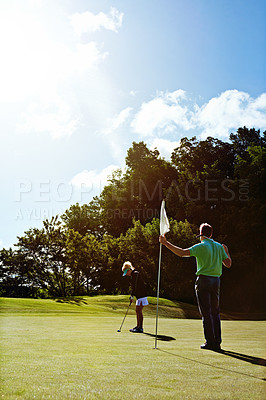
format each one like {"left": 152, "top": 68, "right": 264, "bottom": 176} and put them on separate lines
{"left": 122, "top": 261, "right": 133, "bottom": 276}
{"left": 122, "top": 268, "right": 130, "bottom": 276}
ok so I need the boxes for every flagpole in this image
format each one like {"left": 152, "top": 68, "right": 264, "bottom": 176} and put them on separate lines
{"left": 155, "top": 199, "right": 169, "bottom": 350}
{"left": 155, "top": 242, "right": 162, "bottom": 349}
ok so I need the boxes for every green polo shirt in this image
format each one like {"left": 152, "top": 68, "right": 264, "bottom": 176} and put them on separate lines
{"left": 189, "top": 238, "right": 228, "bottom": 277}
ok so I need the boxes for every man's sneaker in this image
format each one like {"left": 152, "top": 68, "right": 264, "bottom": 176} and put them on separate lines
{"left": 200, "top": 343, "right": 215, "bottom": 350}
{"left": 200, "top": 343, "right": 222, "bottom": 351}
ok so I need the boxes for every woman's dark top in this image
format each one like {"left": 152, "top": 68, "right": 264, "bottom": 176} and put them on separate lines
{"left": 130, "top": 270, "right": 147, "bottom": 299}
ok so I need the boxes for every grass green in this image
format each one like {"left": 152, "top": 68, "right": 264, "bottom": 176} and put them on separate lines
{"left": 1, "top": 296, "right": 265, "bottom": 399}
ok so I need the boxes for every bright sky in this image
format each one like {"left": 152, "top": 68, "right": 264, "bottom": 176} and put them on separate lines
{"left": 0, "top": 0, "right": 265, "bottom": 248}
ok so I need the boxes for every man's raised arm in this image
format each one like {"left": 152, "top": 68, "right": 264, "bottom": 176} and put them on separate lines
{"left": 159, "top": 234, "right": 190, "bottom": 257}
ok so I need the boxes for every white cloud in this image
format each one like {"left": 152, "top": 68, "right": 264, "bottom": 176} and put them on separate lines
{"left": 129, "top": 90, "right": 137, "bottom": 97}
{"left": 130, "top": 89, "right": 266, "bottom": 140}
{"left": 70, "top": 165, "right": 120, "bottom": 191}
{"left": 96, "top": 89, "right": 266, "bottom": 165}
{"left": 164, "top": 89, "right": 187, "bottom": 104}
{"left": 105, "top": 107, "right": 133, "bottom": 133}
{"left": 150, "top": 138, "right": 180, "bottom": 160}
{"left": 195, "top": 90, "right": 266, "bottom": 139}
{"left": 70, "top": 7, "right": 123, "bottom": 37}
{"left": 131, "top": 90, "right": 193, "bottom": 136}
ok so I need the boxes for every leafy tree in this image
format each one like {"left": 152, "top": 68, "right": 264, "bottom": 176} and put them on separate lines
{"left": 167, "top": 136, "right": 235, "bottom": 230}
{"left": 98, "top": 142, "right": 177, "bottom": 236}
{"left": 97, "top": 169, "right": 129, "bottom": 236}
{"left": 97, "top": 233, "right": 122, "bottom": 294}
{"left": 220, "top": 129, "right": 266, "bottom": 312}
{"left": 0, "top": 248, "right": 41, "bottom": 297}
{"left": 171, "top": 136, "right": 235, "bottom": 180}
{"left": 234, "top": 145, "right": 266, "bottom": 199}
{"left": 12, "top": 217, "right": 72, "bottom": 297}
{"left": 65, "top": 229, "right": 103, "bottom": 295}
{"left": 61, "top": 199, "right": 104, "bottom": 238}
{"left": 230, "top": 127, "right": 265, "bottom": 160}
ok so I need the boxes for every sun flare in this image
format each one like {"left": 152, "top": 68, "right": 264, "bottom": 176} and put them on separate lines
{"left": 0, "top": 9, "right": 55, "bottom": 102}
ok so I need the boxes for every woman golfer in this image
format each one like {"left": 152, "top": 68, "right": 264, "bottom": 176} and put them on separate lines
{"left": 122, "top": 261, "right": 148, "bottom": 333}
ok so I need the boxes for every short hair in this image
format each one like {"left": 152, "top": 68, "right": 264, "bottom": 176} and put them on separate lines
{"left": 199, "top": 223, "right": 213, "bottom": 238}
{"left": 122, "top": 261, "right": 134, "bottom": 273}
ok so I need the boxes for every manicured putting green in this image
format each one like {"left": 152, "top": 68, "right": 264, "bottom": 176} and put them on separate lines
{"left": 1, "top": 296, "right": 265, "bottom": 399}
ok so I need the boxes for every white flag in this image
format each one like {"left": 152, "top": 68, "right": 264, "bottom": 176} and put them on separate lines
{"left": 160, "top": 200, "right": 170, "bottom": 235}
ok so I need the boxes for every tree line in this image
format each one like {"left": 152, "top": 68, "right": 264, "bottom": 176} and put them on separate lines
{"left": 1, "top": 127, "right": 265, "bottom": 313}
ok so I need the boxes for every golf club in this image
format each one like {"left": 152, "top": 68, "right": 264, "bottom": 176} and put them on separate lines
{"left": 117, "top": 301, "right": 131, "bottom": 332}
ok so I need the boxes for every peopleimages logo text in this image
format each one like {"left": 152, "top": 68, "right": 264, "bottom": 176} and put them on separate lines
{"left": 15, "top": 178, "right": 249, "bottom": 204}
{"left": 14, "top": 178, "right": 249, "bottom": 221}
{"left": 104, "top": 179, "right": 249, "bottom": 203}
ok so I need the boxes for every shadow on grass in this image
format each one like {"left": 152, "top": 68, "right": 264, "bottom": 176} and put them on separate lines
{"left": 157, "top": 349, "right": 266, "bottom": 381}
{"left": 143, "top": 332, "right": 176, "bottom": 342}
{"left": 55, "top": 297, "right": 88, "bottom": 306}
{"left": 220, "top": 350, "right": 266, "bottom": 367}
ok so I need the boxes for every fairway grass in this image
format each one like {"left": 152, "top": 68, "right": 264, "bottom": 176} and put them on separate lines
{"left": 1, "top": 297, "right": 265, "bottom": 399}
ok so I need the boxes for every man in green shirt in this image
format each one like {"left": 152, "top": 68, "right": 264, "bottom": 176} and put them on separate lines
{"left": 159, "top": 223, "right": 231, "bottom": 351}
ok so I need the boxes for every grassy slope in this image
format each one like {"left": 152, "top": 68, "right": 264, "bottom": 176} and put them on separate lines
{"left": 1, "top": 296, "right": 265, "bottom": 400}
{"left": 0, "top": 295, "right": 201, "bottom": 318}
